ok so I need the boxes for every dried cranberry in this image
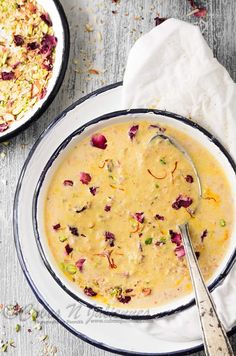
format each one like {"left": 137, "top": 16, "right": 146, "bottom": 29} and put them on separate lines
{"left": 128, "top": 125, "right": 139, "bottom": 140}
{"left": 104, "top": 205, "right": 111, "bottom": 212}
{"left": 195, "top": 251, "right": 200, "bottom": 259}
{"left": 91, "top": 134, "right": 107, "bottom": 149}
{"left": 40, "top": 13, "right": 53, "bottom": 26}
{"left": 84, "top": 287, "right": 97, "bottom": 297}
{"left": 65, "top": 244, "right": 73, "bottom": 255}
{"left": 1, "top": 71, "right": 15, "bottom": 80}
{"left": 14, "top": 34, "right": 24, "bottom": 46}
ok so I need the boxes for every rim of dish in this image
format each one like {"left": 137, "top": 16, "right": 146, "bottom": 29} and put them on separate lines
{"left": 0, "top": 0, "right": 70, "bottom": 143}
{"left": 32, "top": 107, "right": 236, "bottom": 321}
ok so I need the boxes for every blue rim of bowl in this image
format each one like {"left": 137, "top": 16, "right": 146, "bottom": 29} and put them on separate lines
{"left": 13, "top": 81, "right": 236, "bottom": 355}
{"left": 32, "top": 106, "right": 236, "bottom": 321}
{"left": 0, "top": 0, "right": 70, "bottom": 143}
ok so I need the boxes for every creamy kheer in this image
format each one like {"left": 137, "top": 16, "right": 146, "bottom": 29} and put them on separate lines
{"left": 44, "top": 121, "right": 233, "bottom": 309}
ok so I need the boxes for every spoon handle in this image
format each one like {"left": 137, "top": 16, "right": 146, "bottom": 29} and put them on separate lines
{"left": 178, "top": 223, "right": 234, "bottom": 356}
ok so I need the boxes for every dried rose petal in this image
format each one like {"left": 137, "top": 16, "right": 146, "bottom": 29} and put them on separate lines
{"left": 76, "top": 258, "right": 86, "bottom": 272}
{"left": 148, "top": 124, "right": 166, "bottom": 132}
{"left": 117, "top": 295, "right": 131, "bottom": 304}
{"left": 201, "top": 229, "right": 208, "bottom": 242}
{"left": 125, "top": 288, "right": 133, "bottom": 293}
{"left": 42, "top": 54, "right": 53, "bottom": 71}
{"left": 154, "top": 16, "right": 167, "bottom": 26}
{"left": 63, "top": 180, "right": 73, "bottom": 186}
{"left": 27, "top": 42, "right": 39, "bottom": 50}
{"left": 40, "top": 87, "right": 47, "bottom": 99}
{"left": 14, "top": 35, "right": 24, "bottom": 46}
{"left": 187, "top": 0, "right": 207, "bottom": 17}
{"left": 185, "top": 175, "right": 194, "bottom": 183}
{"left": 89, "top": 186, "right": 98, "bottom": 196}
{"left": 128, "top": 125, "right": 139, "bottom": 140}
{"left": 40, "top": 34, "right": 57, "bottom": 57}
{"left": 53, "top": 223, "right": 61, "bottom": 230}
{"left": 155, "top": 214, "right": 164, "bottom": 221}
{"left": 65, "top": 244, "right": 73, "bottom": 255}
{"left": 133, "top": 212, "right": 144, "bottom": 224}
{"left": 1, "top": 71, "right": 15, "bottom": 80}
{"left": 188, "top": 0, "right": 196, "bottom": 6}
{"left": 40, "top": 13, "right": 53, "bottom": 26}
{"left": 169, "top": 230, "right": 182, "bottom": 246}
{"left": 80, "top": 172, "right": 91, "bottom": 185}
{"left": 194, "top": 8, "right": 207, "bottom": 17}
{"left": 91, "top": 133, "right": 107, "bottom": 149}
{"left": 0, "top": 123, "right": 9, "bottom": 132}
{"left": 104, "top": 205, "right": 111, "bottom": 212}
{"left": 84, "top": 287, "right": 97, "bottom": 297}
{"left": 172, "top": 195, "right": 193, "bottom": 210}
{"left": 69, "top": 226, "right": 79, "bottom": 236}
{"left": 174, "top": 245, "right": 185, "bottom": 258}
{"left": 105, "top": 231, "right": 115, "bottom": 247}
{"left": 12, "top": 61, "right": 22, "bottom": 69}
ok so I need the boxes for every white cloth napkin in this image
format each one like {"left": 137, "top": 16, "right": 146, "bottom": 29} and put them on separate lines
{"left": 122, "top": 18, "right": 236, "bottom": 341}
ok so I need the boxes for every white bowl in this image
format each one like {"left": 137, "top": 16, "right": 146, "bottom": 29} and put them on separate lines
{"left": 0, "top": 0, "right": 69, "bottom": 142}
{"left": 33, "top": 109, "right": 236, "bottom": 320}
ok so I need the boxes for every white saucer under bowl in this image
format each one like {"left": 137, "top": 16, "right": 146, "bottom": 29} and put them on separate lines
{"left": 13, "top": 82, "right": 236, "bottom": 355}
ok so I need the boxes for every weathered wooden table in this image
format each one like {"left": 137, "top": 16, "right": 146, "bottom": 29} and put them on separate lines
{"left": 1, "top": 0, "right": 235, "bottom": 355}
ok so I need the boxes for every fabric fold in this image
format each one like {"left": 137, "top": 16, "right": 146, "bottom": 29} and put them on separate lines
{"left": 122, "top": 18, "right": 236, "bottom": 342}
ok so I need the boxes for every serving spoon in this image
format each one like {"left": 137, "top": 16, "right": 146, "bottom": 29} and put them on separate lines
{"left": 151, "top": 133, "right": 234, "bottom": 356}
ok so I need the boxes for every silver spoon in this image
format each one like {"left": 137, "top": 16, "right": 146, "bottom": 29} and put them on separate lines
{"left": 151, "top": 133, "right": 233, "bottom": 356}
{"left": 179, "top": 223, "right": 234, "bottom": 356}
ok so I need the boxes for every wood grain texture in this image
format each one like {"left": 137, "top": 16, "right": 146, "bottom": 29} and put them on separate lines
{"left": 0, "top": 0, "right": 235, "bottom": 355}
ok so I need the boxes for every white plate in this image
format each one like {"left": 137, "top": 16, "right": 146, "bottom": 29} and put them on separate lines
{"left": 14, "top": 83, "right": 236, "bottom": 355}
{"left": 0, "top": 0, "right": 69, "bottom": 142}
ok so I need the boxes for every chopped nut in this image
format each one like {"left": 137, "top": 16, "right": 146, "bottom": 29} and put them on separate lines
{"left": 88, "top": 68, "right": 99, "bottom": 75}
{"left": 142, "top": 288, "right": 152, "bottom": 296}
{"left": 85, "top": 23, "right": 94, "bottom": 32}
